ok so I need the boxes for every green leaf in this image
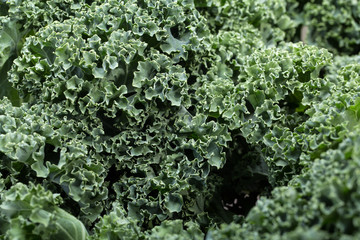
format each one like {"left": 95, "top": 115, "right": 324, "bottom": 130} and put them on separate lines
{"left": 0, "top": 21, "right": 22, "bottom": 105}
{"left": 52, "top": 208, "right": 88, "bottom": 240}
{"left": 0, "top": 183, "right": 88, "bottom": 240}
{"left": 164, "top": 193, "right": 183, "bottom": 213}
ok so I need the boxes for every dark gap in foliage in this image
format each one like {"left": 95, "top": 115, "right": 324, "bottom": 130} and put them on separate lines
{"left": 82, "top": 32, "right": 90, "bottom": 42}
{"left": 96, "top": 110, "right": 121, "bottom": 137}
{"left": 104, "top": 23, "right": 112, "bottom": 31}
{"left": 188, "top": 176, "right": 205, "bottom": 191}
{"left": 207, "top": 133, "right": 272, "bottom": 222}
{"left": 292, "top": 25, "right": 303, "bottom": 42}
{"left": 319, "top": 67, "right": 326, "bottom": 79}
{"left": 221, "top": 188, "right": 263, "bottom": 216}
{"left": 222, "top": 185, "right": 270, "bottom": 215}
{"left": 118, "top": 18, "right": 131, "bottom": 32}
{"left": 136, "top": 0, "right": 146, "bottom": 8}
{"left": 115, "top": 165, "right": 146, "bottom": 179}
{"left": 123, "top": 91, "right": 136, "bottom": 98}
{"left": 126, "top": 137, "right": 135, "bottom": 146}
{"left": 96, "top": 60, "right": 102, "bottom": 68}
{"left": 188, "top": 89, "right": 196, "bottom": 97}
{"left": 155, "top": 98, "right": 168, "bottom": 111}
{"left": 148, "top": 131, "right": 156, "bottom": 138}
{"left": 57, "top": 184, "right": 81, "bottom": 217}
{"left": 0, "top": 167, "right": 11, "bottom": 190}
{"left": 193, "top": 0, "right": 209, "bottom": 8}
{"left": 187, "top": 105, "right": 196, "bottom": 116}
{"left": 199, "top": 63, "right": 209, "bottom": 75}
{"left": 142, "top": 213, "right": 162, "bottom": 230}
{"left": 184, "top": 148, "right": 195, "bottom": 161}
{"left": 0, "top": 2, "right": 9, "bottom": 16}
{"left": 85, "top": 0, "right": 95, "bottom": 6}
{"left": 342, "top": 219, "right": 356, "bottom": 235}
{"left": 148, "top": 189, "right": 159, "bottom": 199}
{"left": 143, "top": 214, "right": 162, "bottom": 231}
{"left": 150, "top": 164, "right": 160, "bottom": 176}
{"left": 232, "top": 69, "right": 240, "bottom": 84}
{"left": 170, "top": 25, "right": 180, "bottom": 39}
{"left": 323, "top": 218, "right": 336, "bottom": 234}
{"left": 139, "top": 219, "right": 160, "bottom": 233}
{"left": 298, "top": 70, "right": 311, "bottom": 82}
{"left": 245, "top": 99, "right": 255, "bottom": 114}
{"left": 49, "top": 88, "right": 66, "bottom": 104}
{"left": 0, "top": 167, "right": 10, "bottom": 179}
{"left": 104, "top": 164, "right": 121, "bottom": 201}
{"left": 166, "top": 119, "right": 175, "bottom": 130}
{"left": 206, "top": 116, "right": 218, "bottom": 123}
{"left": 295, "top": 0, "right": 308, "bottom": 11}
{"left": 17, "top": 165, "right": 33, "bottom": 185}
{"left": 177, "top": 59, "right": 187, "bottom": 69}
{"left": 187, "top": 75, "right": 197, "bottom": 85}
{"left": 187, "top": 90, "right": 198, "bottom": 108}
{"left": 87, "top": 220, "right": 99, "bottom": 236}
{"left": 327, "top": 37, "right": 341, "bottom": 53}
{"left": 278, "top": 90, "right": 305, "bottom": 114}
{"left": 142, "top": 34, "right": 162, "bottom": 52}
{"left": 169, "top": 141, "right": 177, "bottom": 150}
{"left": 130, "top": 168, "right": 146, "bottom": 178}
{"left": 278, "top": 212, "right": 288, "bottom": 223}
{"left": 351, "top": 43, "right": 360, "bottom": 56}
{"left": 11, "top": 162, "right": 43, "bottom": 186}
{"left": 43, "top": 143, "right": 60, "bottom": 166}
{"left": 97, "top": 32, "right": 108, "bottom": 44}
{"left": 134, "top": 101, "right": 146, "bottom": 110}
{"left": 213, "top": 22, "right": 223, "bottom": 34}
{"left": 76, "top": 88, "right": 88, "bottom": 99}
{"left": 142, "top": 115, "right": 154, "bottom": 130}
{"left": 178, "top": 51, "right": 195, "bottom": 71}
{"left": 249, "top": 15, "right": 262, "bottom": 29}
{"left": 319, "top": 195, "right": 333, "bottom": 208}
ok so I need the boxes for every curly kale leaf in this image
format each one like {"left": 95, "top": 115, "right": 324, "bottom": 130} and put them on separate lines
{"left": 0, "top": 183, "right": 88, "bottom": 240}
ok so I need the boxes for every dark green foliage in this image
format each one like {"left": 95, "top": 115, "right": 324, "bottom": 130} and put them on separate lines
{"left": 287, "top": 0, "right": 360, "bottom": 55}
{"left": 0, "top": 0, "right": 360, "bottom": 239}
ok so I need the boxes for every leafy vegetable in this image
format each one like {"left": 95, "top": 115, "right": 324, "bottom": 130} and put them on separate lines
{"left": 1, "top": 0, "right": 360, "bottom": 239}
{"left": 0, "top": 183, "right": 87, "bottom": 240}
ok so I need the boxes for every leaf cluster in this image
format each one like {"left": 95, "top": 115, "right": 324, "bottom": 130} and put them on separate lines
{"left": 0, "top": 0, "right": 360, "bottom": 239}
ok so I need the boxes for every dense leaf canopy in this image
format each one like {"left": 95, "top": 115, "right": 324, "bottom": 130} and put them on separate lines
{"left": 0, "top": 0, "right": 360, "bottom": 239}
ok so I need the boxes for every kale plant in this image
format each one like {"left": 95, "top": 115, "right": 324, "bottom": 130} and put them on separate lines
{"left": 0, "top": 0, "right": 360, "bottom": 239}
